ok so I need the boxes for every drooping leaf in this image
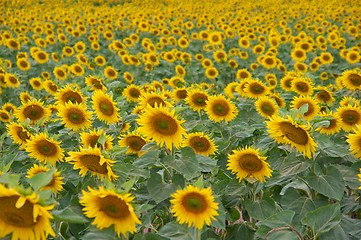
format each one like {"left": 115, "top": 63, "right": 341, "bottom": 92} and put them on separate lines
{"left": 52, "top": 207, "right": 89, "bottom": 224}
{"left": 164, "top": 147, "right": 199, "bottom": 180}
{"left": 158, "top": 222, "right": 194, "bottom": 240}
{"left": 147, "top": 172, "right": 176, "bottom": 204}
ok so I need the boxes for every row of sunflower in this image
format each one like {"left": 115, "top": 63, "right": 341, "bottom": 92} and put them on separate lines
{"left": 1, "top": 0, "right": 361, "bottom": 239}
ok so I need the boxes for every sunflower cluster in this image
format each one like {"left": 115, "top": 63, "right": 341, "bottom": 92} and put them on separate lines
{"left": 1, "top": 0, "right": 361, "bottom": 238}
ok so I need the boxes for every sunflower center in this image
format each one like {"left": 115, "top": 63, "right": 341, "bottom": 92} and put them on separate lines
{"left": 341, "top": 110, "right": 360, "bottom": 125}
{"left": 176, "top": 90, "right": 187, "bottom": 99}
{"left": 0, "top": 196, "right": 37, "bottom": 227}
{"left": 127, "top": 136, "right": 146, "bottom": 151}
{"left": 317, "top": 90, "right": 331, "bottom": 102}
{"left": 147, "top": 97, "right": 165, "bottom": 107}
{"left": 23, "top": 105, "right": 44, "bottom": 121}
{"left": 1, "top": 112, "right": 9, "bottom": 120}
{"left": 182, "top": 192, "right": 207, "bottom": 213}
{"left": 189, "top": 136, "right": 210, "bottom": 152}
{"left": 279, "top": 122, "right": 309, "bottom": 145}
{"left": 212, "top": 101, "right": 230, "bottom": 116}
{"left": 130, "top": 89, "right": 141, "bottom": 98}
{"left": 349, "top": 74, "right": 361, "bottom": 86}
{"left": 239, "top": 154, "right": 263, "bottom": 173}
{"left": 295, "top": 82, "right": 309, "bottom": 92}
{"left": 250, "top": 83, "right": 264, "bottom": 94}
{"left": 62, "top": 92, "right": 83, "bottom": 104}
{"left": 99, "top": 101, "right": 115, "bottom": 116}
{"left": 325, "top": 119, "right": 336, "bottom": 129}
{"left": 99, "top": 195, "right": 130, "bottom": 219}
{"left": 37, "top": 140, "right": 57, "bottom": 156}
{"left": 153, "top": 113, "right": 178, "bottom": 135}
{"left": 67, "top": 109, "right": 86, "bottom": 124}
{"left": 261, "top": 104, "right": 274, "bottom": 115}
{"left": 16, "top": 127, "right": 30, "bottom": 141}
{"left": 297, "top": 102, "right": 314, "bottom": 116}
{"left": 79, "top": 154, "right": 108, "bottom": 174}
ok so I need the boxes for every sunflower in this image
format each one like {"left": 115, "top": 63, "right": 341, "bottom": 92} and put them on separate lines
{"left": 80, "top": 187, "right": 141, "bottom": 237}
{"left": 205, "top": 94, "right": 238, "bottom": 123}
{"left": 213, "top": 50, "right": 227, "bottom": 63}
{"left": 170, "top": 185, "right": 219, "bottom": 229}
{"left": 314, "top": 86, "right": 335, "bottom": 105}
{"left": 70, "top": 63, "right": 85, "bottom": 77}
{"left": 29, "top": 77, "right": 43, "bottom": 91}
{"left": 80, "top": 128, "right": 113, "bottom": 151}
{"left": 336, "top": 105, "right": 361, "bottom": 132}
{"left": 291, "top": 48, "right": 307, "bottom": 62}
{"left": 33, "top": 50, "right": 49, "bottom": 64}
{"left": 208, "top": 31, "right": 222, "bottom": 45}
{"left": 227, "top": 146, "right": 272, "bottom": 182}
{"left": 175, "top": 65, "right": 186, "bottom": 77}
{"left": 0, "top": 184, "right": 55, "bottom": 240}
{"left": 58, "top": 102, "right": 93, "bottom": 131}
{"left": 339, "top": 96, "right": 360, "bottom": 107}
{"left": 183, "top": 132, "right": 217, "bottom": 156}
{"left": 224, "top": 82, "right": 238, "bottom": 99}
{"left": 347, "top": 126, "right": 361, "bottom": 159}
{"left": 122, "top": 84, "right": 142, "bottom": 102}
{"left": 94, "top": 55, "right": 106, "bottom": 66}
{"left": 291, "top": 77, "right": 314, "bottom": 95}
{"left": 2, "top": 102, "right": 16, "bottom": 113}
{"left": 316, "top": 112, "right": 342, "bottom": 135}
{"left": 4, "top": 73, "right": 20, "bottom": 88}
{"left": 0, "top": 110, "right": 11, "bottom": 123}
{"left": 66, "top": 147, "right": 117, "bottom": 181}
{"left": 290, "top": 95, "right": 320, "bottom": 121}
{"left": 266, "top": 115, "right": 317, "bottom": 158}
{"left": 26, "top": 164, "right": 64, "bottom": 193}
{"left": 261, "top": 55, "right": 277, "bottom": 69}
{"left": 19, "top": 92, "right": 33, "bottom": 103}
{"left": 104, "top": 66, "right": 118, "bottom": 80}
{"left": 243, "top": 79, "right": 269, "bottom": 99}
{"left": 16, "top": 58, "right": 31, "bottom": 71}
{"left": 85, "top": 75, "right": 106, "bottom": 92}
{"left": 118, "top": 131, "right": 147, "bottom": 155}
{"left": 139, "top": 92, "right": 170, "bottom": 108}
{"left": 7, "top": 122, "right": 32, "bottom": 149}
{"left": 136, "top": 103, "right": 186, "bottom": 150}
{"left": 341, "top": 69, "right": 361, "bottom": 91}
{"left": 255, "top": 96, "right": 279, "bottom": 118}
{"left": 92, "top": 90, "right": 121, "bottom": 124}
{"left": 205, "top": 67, "right": 219, "bottom": 79}
{"left": 185, "top": 88, "right": 209, "bottom": 112}
{"left": 43, "top": 80, "right": 58, "bottom": 95}
{"left": 15, "top": 99, "right": 51, "bottom": 125}
{"left": 173, "top": 88, "right": 188, "bottom": 101}
{"left": 53, "top": 66, "right": 67, "bottom": 81}
{"left": 25, "top": 132, "right": 64, "bottom": 165}
{"left": 345, "top": 50, "right": 361, "bottom": 64}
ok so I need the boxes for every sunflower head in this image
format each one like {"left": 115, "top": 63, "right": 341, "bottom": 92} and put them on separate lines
{"left": 205, "top": 94, "right": 238, "bottom": 123}
{"left": 183, "top": 132, "right": 217, "bottom": 156}
{"left": 92, "top": 90, "right": 121, "bottom": 124}
{"left": 227, "top": 146, "right": 272, "bottom": 182}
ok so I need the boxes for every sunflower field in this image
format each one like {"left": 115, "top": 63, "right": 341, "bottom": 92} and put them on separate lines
{"left": 1, "top": 0, "right": 361, "bottom": 239}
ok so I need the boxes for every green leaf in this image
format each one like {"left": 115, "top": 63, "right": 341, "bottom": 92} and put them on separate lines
{"left": 147, "top": 172, "right": 177, "bottom": 204}
{"left": 262, "top": 230, "right": 299, "bottom": 240}
{"left": 0, "top": 173, "right": 20, "bottom": 187}
{"left": 52, "top": 207, "right": 89, "bottom": 224}
{"left": 225, "top": 223, "right": 255, "bottom": 240}
{"left": 318, "top": 224, "right": 349, "bottom": 240}
{"left": 305, "top": 166, "right": 345, "bottom": 201}
{"left": 197, "top": 155, "right": 217, "bottom": 172}
{"left": 298, "top": 103, "right": 309, "bottom": 116}
{"left": 133, "top": 233, "right": 168, "bottom": 240}
{"left": 301, "top": 203, "right": 341, "bottom": 235}
{"left": 158, "top": 222, "right": 194, "bottom": 240}
{"left": 133, "top": 150, "right": 160, "bottom": 168}
{"left": 164, "top": 147, "right": 199, "bottom": 180}
{"left": 28, "top": 169, "right": 55, "bottom": 191}
{"left": 97, "top": 132, "right": 107, "bottom": 147}
{"left": 257, "top": 210, "right": 295, "bottom": 229}
{"left": 244, "top": 196, "right": 278, "bottom": 221}
{"left": 120, "top": 177, "right": 136, "bottom": 193}
{"left": 279, "top": 161, "right": 311, "bottom": 176}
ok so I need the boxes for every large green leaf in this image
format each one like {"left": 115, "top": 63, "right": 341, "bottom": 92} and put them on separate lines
{"left": 28, "top": 168, "right": 55, "bottom": 191}
{"left": 52, "top": 207, "right": 89, "bottom": 224}
{"left": 225, "top": 223, "right": 255, "bottom": 240}
{"left": 301, "top": 203, "right": 341, "bottom": 236}
{"left": 164, "top": 147, "right": 199, "bottom": 180}
{"left": 244, "top": 196, "right": 278, "bottom": 221}
{"left": 133, "top": 150, "right": 160, "bottom": 168}
{"left": 147, "top": 172, "right": 177, "bottom": 204}
{"left": 305, "top": 166, "right": 345, "bottom": 201}
{"left": 158, "top": 222, "right": 194, "bottom": 240}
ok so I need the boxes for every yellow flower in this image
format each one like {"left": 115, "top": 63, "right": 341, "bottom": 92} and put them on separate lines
{"left": 227, "top": 146, "right": 272, "bottom": 182}
{"left": 118, "top": 131, "right": 147, "bottom": 155}
{"left": 347, "top": 126, "right": 361, "bottom": 159}
{"left": 15, "top": 99, "right": 51, "bottom": 125}
{"left": 266, "top": 115, "right": 317, "bottom": 158}
{"left": 341, "top": 69, "right": 361, "bottom": 91}
{"left": 7, "top": 122, "right": 32, "bottom": 149}
{"left": 92, "top": 90, "right": 121, "bottom": 124}
{"left": 66, "top": 147, "right": 117, "bottom": 181}
{"left": 182, "top": 132, "right": 217, "bottom": 156}
{"left": 80, "top": 128, "right": 113, "bottom": 151}
{"left": 55, "top": 85, "right": 86, "bottom": 105}
{"left": 0, "top": 184, "right": 55, "bottom": 240}
{"left": 336, "top": 105, "right": 361, "bottom": 132}
{"left": 80, "top": 187, "right": 141, "bottom": 237}
{"left": 136, "top": 103, "right": 186, "bottom": 150}
{"left": 57, "top": 102, "right": 93, "bottom": 131}
{"left": 205, "top": 94, "right": 238, "bottom": 123}
{"left": 25, "top": 132, "right": 64, "bottom": 165}
{"left": 26, "top": 164, "right": 64, "bottom": 193}
{"left": 170, "top": 185, "right": 219, "bottom": 229}
{"left": 315, "top": 112, "right": 342, "bottom": 135}
{"left": 290, "top": 95, "right": 320, "bottom": 121}
{"left": 254, "top": 96, "right": 279, "bottom": 118}
{"left": 185, "top": 88, "right": 209, "bottom": 112}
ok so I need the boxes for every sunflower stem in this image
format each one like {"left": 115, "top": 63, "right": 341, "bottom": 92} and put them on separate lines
{"left": 194, "top": 227, "right": 202, "bottom": 240}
